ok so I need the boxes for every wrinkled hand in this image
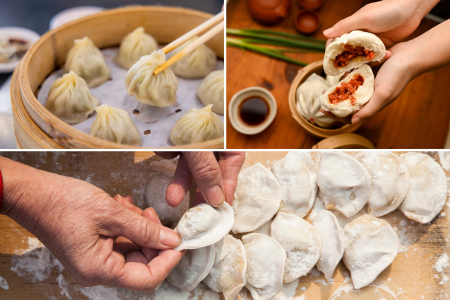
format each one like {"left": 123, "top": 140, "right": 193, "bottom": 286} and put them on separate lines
{"left": 1, "top": 158, "right": 183, "bottom": 292}
{"left": 155, "top": 151, "right": 246, "bottom": 208}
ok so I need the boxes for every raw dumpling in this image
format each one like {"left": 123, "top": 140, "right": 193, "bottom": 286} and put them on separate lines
{"left": 203, "top": 235, "right": 247, "bottom": 300}
{"left": 170, "top": 105, "right": 224, "bottom": 146}
{"left": 197, "top": 69, "right": 224, "bottom": 115}
{"left": 170, "top": 37, "right": 216, "bottom": 78}
{"left": 317, "top": 152, "right": 372, "bottom": 217}
{"left": 174, "top": 202, "right": 234, "bottom": 251}
{"left": 270, "top": 212, "right": 322, "bottom": 283}
{"left": 232, "top": 163, "right": 282, "bottom": 234}
{"left": 64, "top": 36, "right": 110, "bottom": 87}
{"left": 90, "top": 104, "right": 141, "bottom": 146}
{"left": 251, "top": 218, "right": 272, "bottom": 236}
{"left": 400, "top": 153, "right": 447, "bottom": 224}
{"left": 242, "top": 233, "right": 285, "bottom": 300}
{"left": 356, "top": 152, "right": 409, "bottom": 217}
{"left": 271, "top": 151, "right": 316, "bottom": 218}
{"left": 313, "top": 210, "right": 345, "bottom": 279}
{"left": 343, "top": 214, "right": 399, "bottom": 289}
{"left": 45, "top": 71, "right": 100, "bottom": 124}
{"left": 115, "top": 27, "right": 158, "bottom": 69}
{"left": 125, "top": 50, "right": 178, "bottom": 107}
{"left": 145, "top": 172, "right": 189, "bottom": 228}
{"left": 296, "top": 73, "right": 335, "bottom": 128}
{"left": 167, "top": 245, "right": 215, "bottom": 291}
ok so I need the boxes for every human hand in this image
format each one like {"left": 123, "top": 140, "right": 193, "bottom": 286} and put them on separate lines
{"left": 323, "top": 0, "right": 436, "bottom": 47}
{"left": 155, "top": 151, "right": 246, "bottom": 208}
{"left": 0, "top": 158, "right": 183, "bottom": 292}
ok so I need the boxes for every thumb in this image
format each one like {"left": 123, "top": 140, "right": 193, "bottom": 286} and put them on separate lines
{"left": 351, "top": 90, "right": 387, "bottom": 124}
{"left": 323, "top": 14, "right": 369, "bottom": 39}
{"left": 183, "top": 152, "right": 225, "bottom": 207}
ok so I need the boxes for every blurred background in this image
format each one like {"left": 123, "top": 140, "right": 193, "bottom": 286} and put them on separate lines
{"left": 0, "top": 0, "right": 223, "bottom": 149}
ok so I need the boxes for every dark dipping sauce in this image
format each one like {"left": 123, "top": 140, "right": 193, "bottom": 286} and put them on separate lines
{"left": 238, "top": 96, "right": 270, "bottom": 126}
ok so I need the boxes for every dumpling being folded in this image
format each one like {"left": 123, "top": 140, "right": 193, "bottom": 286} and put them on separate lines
{"left": 64, "top": 36, "right": 110, "bottom": 87}
{"left": 90, "top": 104, "right": 141, "bottom": 146}
{"left": 115, "top": 27, "right": 158, "bottom": 69}
{"left": 126, "top": 50, "right": 178, "bottom": 107}
{"left": 170, "top": 37, "right": 216, "bottom": 79}
{"left": 197, "top": 69, "right": 224, "bottom": 115}
{"left": 45, "top": 71, "right": 100, "bottom": 124}
{"left": 170, "top": 105, "right": 224, "bottom": 146}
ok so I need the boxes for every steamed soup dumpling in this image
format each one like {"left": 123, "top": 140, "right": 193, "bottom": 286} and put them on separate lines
{"left": 197, "top": 69, "right": 224, "bottom": 115}
{"left": 126, "top": 50, "right": 178, "bottom": 107}
{"left": 90, "top": 104, "right": 141, "bottom": 146}
{"left": 170, "top": 37, "right": 216, "bottom": 78}
{"left": 115, "top": 27, "right": 158, "bottom": 70}
{"left": 45, "top": 71, "right": 100, "bottom": 124}
{"left": 174, "top": 202, "right": 234, "bottom": 251}
{"left": 170, "top": 105, "right": 224, "bottom": 146}
{"left": 64, "top": 36, "right": 110, "bottom": 87}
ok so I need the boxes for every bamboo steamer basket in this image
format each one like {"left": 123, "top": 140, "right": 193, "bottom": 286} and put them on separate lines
{"left": 312, "top": 133, "right": 375, "bottom": 149}
{"left": 288, "top": 60, "right": 362, "bottom": 138}
{"left": 11, "top": 6, "right": 224, "bottom": 149}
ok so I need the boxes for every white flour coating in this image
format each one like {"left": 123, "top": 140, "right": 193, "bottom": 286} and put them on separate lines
{"left": 400, "top": 153, "right": 448, "bottom": 224}
{"left": 0, "top": 276, "right": 8, "bottom": 290}
{"left": 317, "top": 152, "right": 372, "bottom": 217}
{"left": 271, "top": 213, "right": 322, "bottom": 283}
{"left": 439, "top": 151, "right": 450, "bottom": 171}
{"left": 392, "top": 219, "right": 418, "bottom": 253}
{"left": 274, "top": 279, "right": 305, "bottom": 300}
{"left": 203, "top": 235, "right": 247, "bottom": 300}
{"left": 313, "top": 210, "right": 345, "bottom": 279}
{"left": 251, "top": 218, "right": 273, "bottom": 236}
{"left": 15, "top": 237, "right": 44, "bottom": 255}
{"left": 57, "top": 274, "right": 72, "bottom": 299}
{"left": 233, "top": 163, "right": 282, "bottom": 234}
{"left": 355, "top": 152, "right": 409, "bottom": 217}
{"left": 167, "top": 245, "right": 215, "bottom": 291}
{"left": 175, "top": 202, "right": 234, "bottom": 251}
{"left": 329, "top": 281, "right": 406, "bottom": 300}
{"left": 243, "top": 233, "right": 286, "bottom": 300}
{"left": 343, "top": 214, "right": 399, "bottom": 289}
{"left": 434, "top": 253, "right": 449, "bottom": 273}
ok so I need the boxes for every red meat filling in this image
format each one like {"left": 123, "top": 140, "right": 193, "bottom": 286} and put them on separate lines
{"left": 333, "top": 44, "right": 375, "bottom": 68}
{"left": 328, "top": 74, "right": 365, "bottom": 104}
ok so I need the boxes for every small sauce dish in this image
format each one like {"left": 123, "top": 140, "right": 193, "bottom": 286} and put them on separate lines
{"left": 228, "top": 87, "right": 277, "bottom": 135}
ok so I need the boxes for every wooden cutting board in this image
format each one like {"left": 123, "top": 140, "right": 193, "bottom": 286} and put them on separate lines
{"left": 226, "top": 0, "right": 450, "bottom": 149}
{"left": 0, "top": 151, "right": 449, "bottom": 300}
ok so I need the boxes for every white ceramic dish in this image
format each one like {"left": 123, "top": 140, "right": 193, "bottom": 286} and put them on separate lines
{"left": 228, "top": 86, "right": 277, "bottom": 135}
{"left": 0, "top": 27, "right": 40, "bottom": 73}
{"left": 49, "top": 6, "right": 104, "bottom": 29}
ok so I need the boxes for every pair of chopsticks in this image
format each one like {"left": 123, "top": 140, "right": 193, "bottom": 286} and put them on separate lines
{"left": 154, "top": 11, "right": 224, "bottom": 75}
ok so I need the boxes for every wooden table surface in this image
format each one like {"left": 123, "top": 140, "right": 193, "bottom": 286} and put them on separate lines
{"left": 226, "top": 0, "right": 450, "bottom": 149}
{"left": 0, "top": 151, "right": 449, "bottom": 299}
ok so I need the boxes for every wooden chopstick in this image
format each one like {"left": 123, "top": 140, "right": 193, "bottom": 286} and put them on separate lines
{"left": 154, "top": 15, "right": 224, "bottom": 75}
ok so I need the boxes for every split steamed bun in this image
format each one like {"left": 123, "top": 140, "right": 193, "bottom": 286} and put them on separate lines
{"left": 319, "top": 64, "right": 374, "bottom": 117}
{"left": 170, "top": 105, "right": 224, "bottom": 146}
{"left": 324, "top": 30, "right": 386, "bottom": 76}
{"left": 64, "top": 37, "right": 111, "bottom": 87}
{"left": 115, "top": 27, "right": 158, "bottom": 69}
{"left": 197, "top": 69, "right": 224, "bottom": 115}
{"left": 45, "top": 71, "right": 100, "bottom": 124}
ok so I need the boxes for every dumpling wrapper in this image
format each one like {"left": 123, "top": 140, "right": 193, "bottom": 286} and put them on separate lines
{"left": 174, "top": 202, "right": 234, "bottom": 251}
{"left": 167, "top": 245, "right": 215, "bottom": 291}
{"left": 317, "top": 152, "right": 372, "bottom": 217}
{"left": 232, "top": 163, "right": 282, "bottom": 234}
{"left": 203, "top": 235, "right": 247, "bottom": 300}
{"left": 242, "top": 233, "right": 285, "bottom": 300}
{"left": 251, "top": 218, "right": 273, "bottom": 236}
{"left": 356, "top": 152, "right": 409, "bottom": 217}
{"left": 197, "top": 69, "right": 224, "bottom": 115}
{"left": 343, "top": 214, "right": 399, "bottom": 289}
{"left": 270, "top": 212, "right": 322, "bottom": 283}
{"left": 400, "top": 153, "right": 447, "bottom": 224}
{"left": 64, "top": 36, "right": 110, "bottom": 87}
{"left": 272, "top": 151, "right": 317, "bottom": 218}
{"left": 115, "top": 27, "right": 158, "bottom": 70}
{"left": 313, "top": 210, "right": 345, "bottom": 279}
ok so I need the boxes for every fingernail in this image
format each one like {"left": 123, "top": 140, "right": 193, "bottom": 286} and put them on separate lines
{"left": 323, "top": 28, "right": 334, "bottom": 36}
{"left": 205, "top": 185, "right": 224, "bottom": 207}
{"left": 352, "top": 117, "right": 362, "bottom": 125}
{"left": 159, "top": 228, "right": 181, "bottom": 247}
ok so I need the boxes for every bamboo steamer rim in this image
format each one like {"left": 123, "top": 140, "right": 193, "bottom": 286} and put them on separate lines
{"left": 312, "top": 133, "right": 375, "bottom": 149}
{"left": 288, "top": 60, "right": 363, "bottom": 139}
{"left": 16, "top": 6, "right": 224, "bottom": 149}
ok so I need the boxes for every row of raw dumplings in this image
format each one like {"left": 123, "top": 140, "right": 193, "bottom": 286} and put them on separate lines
{"left": 144, "top": 152, "right": 448, "bottom": 300}
{"left": 44, "top": 27, "right": 224, "bottom": 146}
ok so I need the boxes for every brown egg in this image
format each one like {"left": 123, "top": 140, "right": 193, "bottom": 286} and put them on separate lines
{"left": 247, "top": 0, "right": 291, "bottom": 25}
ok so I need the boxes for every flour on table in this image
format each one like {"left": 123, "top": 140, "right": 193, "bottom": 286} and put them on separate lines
{"left": 439, "top": 151, "right": 450, "bottom": 171}
{"left": 0, "top": 276, "right": 8, "bottom": 290}
{"left": 57, "top": 274, "right": 72, "bottom": 299}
